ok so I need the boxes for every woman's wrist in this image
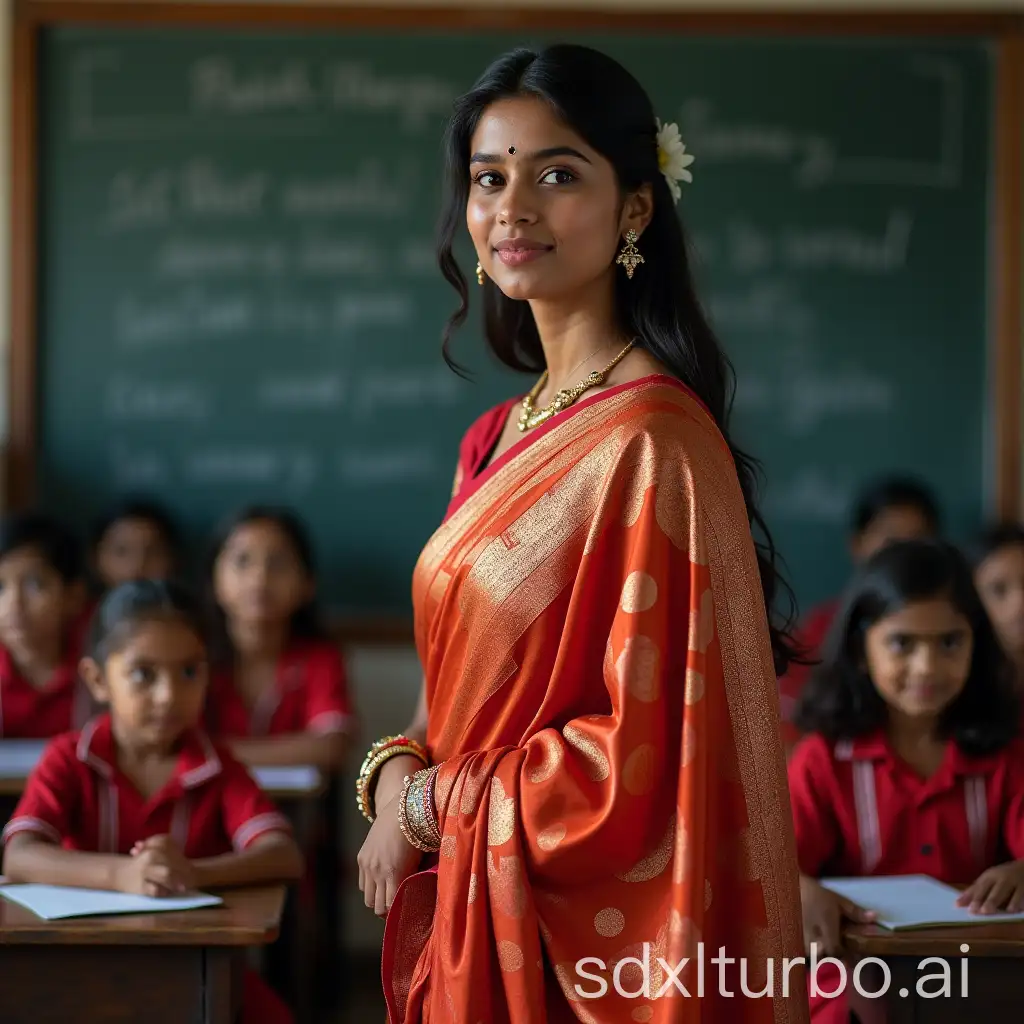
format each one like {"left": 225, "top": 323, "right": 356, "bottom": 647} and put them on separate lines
{"left": 377, "top": 754, "right": 425, "bottom": 810}
{"left": 356, "top": 736, "right": 429, "bottom": 822}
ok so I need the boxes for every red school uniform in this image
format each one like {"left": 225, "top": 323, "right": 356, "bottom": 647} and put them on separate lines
{"left": 205, "top": 640, "right": 353, "bottom": 739}
{"left": 2, "top": 713, "right": 294, "bottom": 1024}
{"left": 789, "top": 731, "right": 1024, "bottom": 1023}
{"left": 0, "top": 644, "right": 92, "bottom": 739}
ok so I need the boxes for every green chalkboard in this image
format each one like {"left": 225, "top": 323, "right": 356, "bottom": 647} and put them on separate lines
{"left": 35, "top": 27, "right": 993, "bottom": 616}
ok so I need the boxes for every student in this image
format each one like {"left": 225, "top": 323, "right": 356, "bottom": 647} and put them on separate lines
{"left": 73, "top": 496, "right": 181, "bottom": 652}
{"left": 205, "top": 507, "right": 353, "bottom": 771}
{"left": 0, "top": 512, "right": 91, "bottom": 737}
{"left": 779, "top": 476, "right": 941, "bottom": 750}
{"left": 1, "top": 579, "right": 303, "bottom": 1024}
{"left": 91, "top": 496, "right": 179, "bottom": 591}
{"left": 969, "top": 523, "right": 1024, "bottom": 691}
{"left": 788, "top": 539, "right": 1024, "bottom": 1023}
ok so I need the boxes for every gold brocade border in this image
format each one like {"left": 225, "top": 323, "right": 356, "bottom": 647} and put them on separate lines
{"left": 415, "top": 379, "right": 714, "bottom": 589}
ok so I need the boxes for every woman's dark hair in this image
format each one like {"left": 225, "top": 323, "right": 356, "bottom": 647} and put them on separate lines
{"left": 91, "top": 495, "right": 181, "bottom": 554}
{"left": 851, "top": 476, "right": 941, "bottom": 536}
{"left": 436, "top": 43, "right": 798, "bottom": 673}
{"left": 205, "top": 505, "right": 326, "bottom": 664}
{"left": 794, "top": 539, "right": 1018, "bottom": 756}
{"left": 89, "top": 578, "right": 205, "bottom": 664}
{"left": 966, "top": 522, "right": 1024, "bottom": 571}
{"left": 0, "top": 511, "right": 82, "bottom": 582}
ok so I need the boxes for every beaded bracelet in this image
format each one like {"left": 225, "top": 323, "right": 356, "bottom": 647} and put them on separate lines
{"left": 398, "top": 766, "right": 442, "bottom": 853}
{"left": 356, "top": 735, "right": 429, "bottom": 823}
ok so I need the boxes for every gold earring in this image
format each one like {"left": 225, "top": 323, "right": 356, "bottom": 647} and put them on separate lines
{"left": 476, "top": 262, "right": 484, "bottom": 286}
{"left": 616, "top": 229, "right": 644, "bottom": 279}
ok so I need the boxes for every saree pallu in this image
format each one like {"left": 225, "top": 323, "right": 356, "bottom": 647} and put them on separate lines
{"left": 383, "top": 377, "right": 807, "bottom": 1023}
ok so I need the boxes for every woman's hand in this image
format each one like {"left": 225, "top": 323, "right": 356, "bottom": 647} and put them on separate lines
{"left": 957, "top": 860, "right": 1024, "bottom": 914}
{"left": 800, "top": 875, "right": 876, "bottom": 956}
{"left": 357, "top": 792, "right": 422, "bottom": 918}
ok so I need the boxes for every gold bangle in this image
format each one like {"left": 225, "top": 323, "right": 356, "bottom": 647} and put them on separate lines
{"left": 398, "top": 766, "right": 442, "bottom": 853}
{"left": 355, "top": 736, "right": 429, "bottom": 822}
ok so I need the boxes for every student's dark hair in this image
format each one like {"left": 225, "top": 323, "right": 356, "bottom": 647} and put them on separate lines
{"left": 851, "top": 476, "right": 941, "bottom": 536}
{"left": 89, "top": 578, "right": 206, "bottom": 664}
{"left": 966, "top": 522, "right": 1024, "bottom": 570}
{"left": 794, "top": 539, "right": 1018, "bottom": 756}
{"left": 436, "top": 43, "right": 798, "bottom": 673}
{"left": 206, "top": 505, "right": 326, "bottom": 664}
{"left": 0, "top": 511, "right": 82, "bottom": 582}
{"left": 91, "top": 495, "right": 180, "bottom": 554}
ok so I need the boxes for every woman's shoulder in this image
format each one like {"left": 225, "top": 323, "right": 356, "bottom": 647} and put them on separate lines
{"left": 609, "top": 374, "right": 721, "bottom": 443}
{"left": 600, "top": 374, "right": 732, "bottom": 487}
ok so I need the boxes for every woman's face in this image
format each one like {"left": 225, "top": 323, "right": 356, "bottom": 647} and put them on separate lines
{"left": 466, "top": 95, "right": 650, "bottom": 302}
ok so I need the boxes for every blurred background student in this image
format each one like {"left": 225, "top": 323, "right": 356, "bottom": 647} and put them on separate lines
{"left": 0, "top": 512, "right": 91, "bottom": 738}
{"left": 77, "top": 496, "right": 182, "bottom": 649}
{"left": 204, "top": 506, "right": 354, "bottom": 771}
{"left": 779, "top": 475, "right": 942, "bottom": 750}
{"left": 970, "top": 523, "right": 1024, "bottom": 698}
{"left": 90, "top": 496, "right": 180, "bottom": 592}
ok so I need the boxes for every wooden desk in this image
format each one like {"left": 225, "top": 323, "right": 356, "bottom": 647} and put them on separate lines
{"left": 843, "top": 920, "right": 1024, "bottom": 1022}
{"left": 0, "top": 740, "right": 324, "bottom": 799}
{"left": 0, "top": 741, "right": 330, "bottom": 1024}
{"left": 0, "top": 884, "right": 285, "bottom": 1024}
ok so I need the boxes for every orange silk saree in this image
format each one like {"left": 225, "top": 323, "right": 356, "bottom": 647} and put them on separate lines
{"left": 383, "top": 375, "right": 807, "bottom": 1023}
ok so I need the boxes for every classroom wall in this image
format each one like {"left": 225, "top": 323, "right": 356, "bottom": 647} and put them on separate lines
{"left": 2, "top": 0, "right": 1023, "bottom": 952}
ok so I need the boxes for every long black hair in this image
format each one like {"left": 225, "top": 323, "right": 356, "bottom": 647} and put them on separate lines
{"left": 436, "top": 43, "right": 798, "bottom": 672}
{"left": 794, "top": 539, "right": 1018, "bottom": 756}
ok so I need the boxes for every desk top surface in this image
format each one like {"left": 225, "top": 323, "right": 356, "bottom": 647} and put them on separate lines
{"left": 0, "top": 884, "right": 286, "bottom": 946}
{"left": 844, "top": 919, "right": 1024, "bottom": 957}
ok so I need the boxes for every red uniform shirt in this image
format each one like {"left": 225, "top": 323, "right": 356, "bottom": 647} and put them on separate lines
{"left": 0, "top": 644, "right": 91, "bottom": 739}
{"left": 205, "top": 641, "right": 353, "bottom": 739}
{"left": 789, "top": 731, "right": 1024, "bottom": 884}
{"left": 2, "top": 713, "right": 291, "bottom": 856}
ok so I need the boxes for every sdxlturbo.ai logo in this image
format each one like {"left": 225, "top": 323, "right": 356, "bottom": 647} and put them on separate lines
{"left": 574, "top": 942, "right": 972, "bottom": 1000}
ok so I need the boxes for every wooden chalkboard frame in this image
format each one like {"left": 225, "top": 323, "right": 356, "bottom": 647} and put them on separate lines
{"left": 10, "top": 1, "right": 1024, "bottom": 645}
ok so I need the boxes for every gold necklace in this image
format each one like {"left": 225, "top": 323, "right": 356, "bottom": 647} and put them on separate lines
{"left": 518, "top": 340, "right": 635, "bottom": 432}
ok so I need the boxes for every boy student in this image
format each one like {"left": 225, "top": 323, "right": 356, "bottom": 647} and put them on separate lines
{"left": 0, "top": 512, "right": 91, "bottom": 737}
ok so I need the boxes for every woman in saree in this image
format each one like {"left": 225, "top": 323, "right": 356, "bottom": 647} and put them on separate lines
{"left": 357, "top": 44, "right": 808, "bottom": 1023}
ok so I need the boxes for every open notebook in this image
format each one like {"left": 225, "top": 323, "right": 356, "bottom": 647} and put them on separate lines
{"left": 0, "top": 884, "right": 222, "bottom": 920}
{"left": 822, "top": 875, "right": 1024, "bottom": 930}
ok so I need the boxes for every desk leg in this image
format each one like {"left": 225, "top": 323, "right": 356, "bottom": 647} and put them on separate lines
{"left": 883, "top": 959, "right": 919, "bottom": 1024}
{"left": 203, "top": 948, "right": 235, "bottom": 1024}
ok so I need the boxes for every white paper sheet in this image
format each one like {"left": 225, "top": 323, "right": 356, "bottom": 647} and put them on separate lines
{"left": 822, "top": 874, "right": 1024, "bottom": 930}
{"left": 0, "top": 741, "right": 46, "bottom": 778}
{"left": 0, "top": 883, "right": 223, "bottom": 920}
{"left": 252, "top": 765, "right": 321, "bottom": 792}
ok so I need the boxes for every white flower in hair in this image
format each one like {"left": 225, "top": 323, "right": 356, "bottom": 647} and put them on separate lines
{"left": 656, "top": 118, "right": 695, "bottom": 202}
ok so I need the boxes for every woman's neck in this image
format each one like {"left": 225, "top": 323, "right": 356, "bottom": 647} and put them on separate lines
{"left": 529, "top": 272, "right": 632, "bottom": 402}
{"left": 227, "top": 619, "right": 290, "bottom": 661}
